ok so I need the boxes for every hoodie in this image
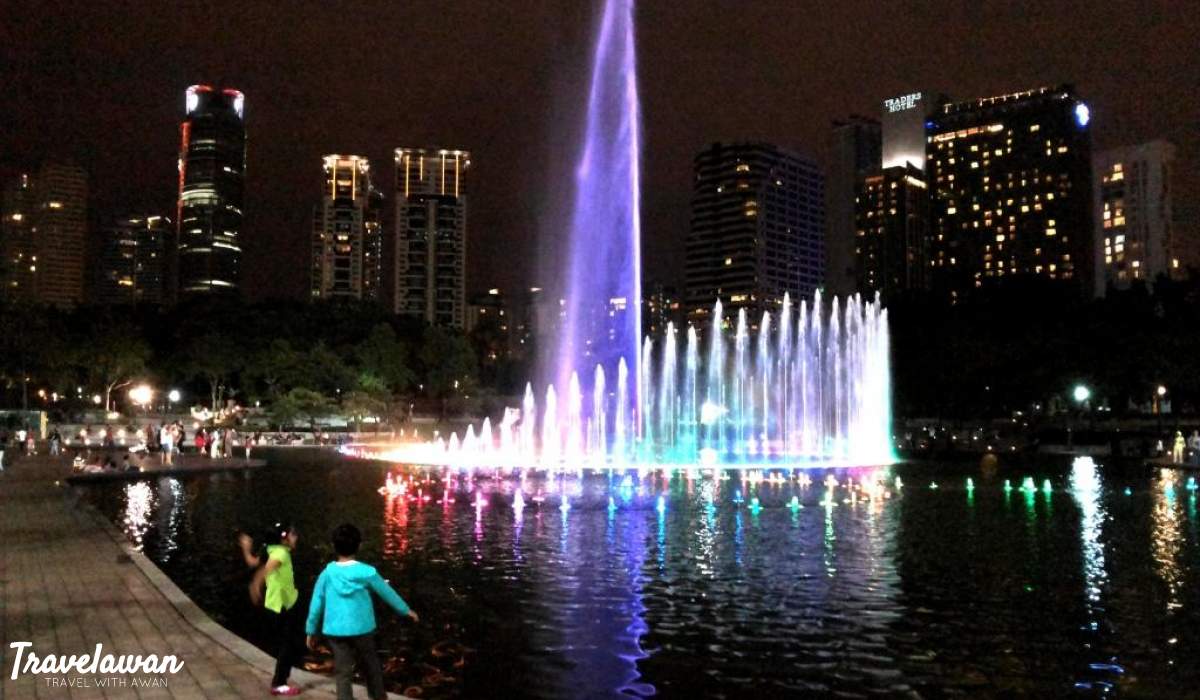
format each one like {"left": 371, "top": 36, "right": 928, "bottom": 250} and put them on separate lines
{"left": 305, "top": 560, "right": 411, "bottom": 637}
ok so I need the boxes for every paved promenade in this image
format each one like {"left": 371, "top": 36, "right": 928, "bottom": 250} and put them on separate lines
{"left": 1, "top": 454, "right": 402, "bottom": 699}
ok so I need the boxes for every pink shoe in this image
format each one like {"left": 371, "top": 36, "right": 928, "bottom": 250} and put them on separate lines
{"left": 270, "top": 686, "right": 302, "bottom": 696}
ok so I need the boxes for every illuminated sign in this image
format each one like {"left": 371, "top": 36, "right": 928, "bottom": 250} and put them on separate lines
{"left": 885, "top": 92, "right": 922, "bottom": 113}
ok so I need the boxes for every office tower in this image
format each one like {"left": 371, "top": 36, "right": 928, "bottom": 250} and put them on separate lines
{"left": 855, "top": 163, "right": 930, "bottom": 300}
{"left": 926, "top": 85, "right": 1094, "bottom": 302}
{"left": 176, "top": 85, "right": 246, "bottom": 299}
{"left": 393, "top": 147, "right": 469, "bottom": 328}
{"left": 0, "top": 174, "right": 38, "bottom": 301}
{"left": 826, "top": 117, "right": 881, "bottom": 296}
{"left": 684, "top": 142, "right": 824, "bottom": 326}
{"left": 1093, "top": 140, "right": 1177, "bottom": 293}
{"left": 92, "top": 215, "right": 168, "bottom": 305}
{"left": 643, "top": 282, "right": 683, "bottom": 337}
{"left": 311, "top": 155, "right": 384, "bottom": 301}
{"left": 0, "top": 163, "right": 88, "bottom": 306}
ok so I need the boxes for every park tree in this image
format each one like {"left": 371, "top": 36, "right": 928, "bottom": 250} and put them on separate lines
{"left": 355, "top": 323, "right": 414, "bottom": 395}
{"left": 181, "top": 332, "right": 244, "bottom": 410}
{"left": 84, "top": 325, "right": 152, "bottom": 412}
{"left": 243, "top": 338, "right": 303, "bottom": 402}
{"left": 418, "top": 326, "right": 479, "bottom": 418}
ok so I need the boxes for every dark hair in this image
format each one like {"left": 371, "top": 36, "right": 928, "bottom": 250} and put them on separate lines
{"left": 261, "top": 521, "right": 296, "bottom": 547}
{"left": 331, "top": 523, "right": 362, "bottom": 557}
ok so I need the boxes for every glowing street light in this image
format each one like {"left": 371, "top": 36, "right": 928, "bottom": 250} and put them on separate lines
{"left": 92, "top": 394, "right": 102, "bottom": 405}
{"left": 1073, "top": 385, "right": 1091, "bottom": 403}
{"left": 129, "top": 384, "right": 153, "bottom": 407}
{"left": 168, "top": 389, "right": 181, "bottom": 404}
{"left": 1157, "top": 385, "right": 1167, "bottom": 398}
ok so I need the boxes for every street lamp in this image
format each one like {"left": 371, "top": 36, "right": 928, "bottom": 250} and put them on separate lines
{"left": 1073, "top": 385, "right": 1091, "bottom": 404}
{"left": 168, "top": 389, "right": 181, "bottom": 404}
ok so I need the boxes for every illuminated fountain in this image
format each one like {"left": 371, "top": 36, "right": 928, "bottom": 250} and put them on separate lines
{"left": 345, "top": 0, "right": 892, "bottom": 471}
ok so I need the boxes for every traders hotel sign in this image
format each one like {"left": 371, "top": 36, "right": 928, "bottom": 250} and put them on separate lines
{"left": 885, "top": 93, "right": 922, "bottom": 113}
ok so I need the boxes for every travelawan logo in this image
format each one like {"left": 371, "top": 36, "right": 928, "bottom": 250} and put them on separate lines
{"left": 9, "top": 642, "right": 184, "bottom": 689}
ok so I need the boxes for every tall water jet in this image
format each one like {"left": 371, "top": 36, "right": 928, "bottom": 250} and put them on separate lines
{"left": 552, "top": 0, "right": 642, "bottom": 410}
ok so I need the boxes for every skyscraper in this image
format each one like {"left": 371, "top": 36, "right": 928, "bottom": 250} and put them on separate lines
{"left": 855, "top": 164, "right": 930, "bottom": 301}
{"left": 311, "top": 155, "right": 383, "bottom": 301}
{"left": 0, "top": 174, "right": 38, "bottom": 302}
{"left": 926, "top": 85, "right": 1094, "bottom": 301}
{"left": 1093, "top": 140, "right": 1177, "bottom": 293}
{"left": 684, "top": 142, "right": 824, "bottom": 326}
{"left": 826, "top": 116, "right": 881, "bottom": 296}
{"left": 0, "top": 163, "right": 88, "bottom": 306}
{"left": 175, "top": 85, "right": 246, "bottom": 299}
{"left": 92, "top": 215, "right": 168, "bottom": 305}
{"left": 393, "top": 147, "right": 469, "bottom": 328}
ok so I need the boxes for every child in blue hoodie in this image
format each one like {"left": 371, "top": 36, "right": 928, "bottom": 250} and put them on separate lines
{"left": 305, "top": 523, "right": 419, "bottom": 700}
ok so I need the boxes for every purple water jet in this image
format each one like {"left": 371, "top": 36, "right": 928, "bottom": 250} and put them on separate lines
{"left": 551, "top": 0, "right": 643, "bottom": 404}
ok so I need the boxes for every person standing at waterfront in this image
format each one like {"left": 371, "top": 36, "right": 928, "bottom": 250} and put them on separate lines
{"left": 240, "top": 523, "right": 305, "bottom": 696}
{"left": 306, "top": 523, "right": 419, "bottom": 700}
{"left": 195, "top": 428, "right": 207, "bottom": 457}
{"left": 160, "top": 423, "right": 174, "bottom": 466}
{"left": 1172, "top": 431, "right": 1186, "bottom": 464}
{"left": 48, "top": 428, "right": 61, "bottom": 456}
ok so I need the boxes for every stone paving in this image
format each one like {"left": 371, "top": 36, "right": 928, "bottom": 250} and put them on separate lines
{"left": 1, "top": 454, "right": 404, "bottom": 699}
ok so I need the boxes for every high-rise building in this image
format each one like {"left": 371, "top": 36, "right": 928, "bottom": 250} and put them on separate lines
{"left": 684, "top": 142, "right": 824, "bottom": 326}
{"left": 926, "top": 85, "right": 1094, "bottom": 302}
{"left": 92, "top": 215, "right": 168, "bottom": 305}
{"left": 393, "top": 147, "right": 469, "bottom": 328}
{"left": 175, "top": 85, "right": 246, "bottom": 299}
{"left": 1093, "top": 140, "right": 1177, "bottom": 293}
{"left": 311, "top": 155, "right": 384, "bottom": 301}
{"left": 0, "top": 174, "right": 38, "bottom": 302}
{"left": 0, "top": 163, "right": 88, "bottom": 306}
{"left": 855, "top": 163, "right": 930, "bottom": 300}
{"left": 826, "top": 117, "right": 881, "bottom": 296}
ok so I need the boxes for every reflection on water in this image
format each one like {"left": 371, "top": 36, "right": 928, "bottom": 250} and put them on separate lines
{"left": 79, "top": 451, "right": 1200, "bottom": 698}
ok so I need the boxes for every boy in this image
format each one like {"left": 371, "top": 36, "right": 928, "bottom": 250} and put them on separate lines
{"left": 305, "top": 524, "right": 419, "bottom": 700}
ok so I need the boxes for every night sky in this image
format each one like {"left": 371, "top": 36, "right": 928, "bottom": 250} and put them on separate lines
{"left": 3, "top": 1, "right": 1196, "bottom": 301}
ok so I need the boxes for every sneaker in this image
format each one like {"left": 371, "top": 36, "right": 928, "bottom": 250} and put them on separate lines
{"left": 270, "top": 686, "right": 302, "bottom": 696}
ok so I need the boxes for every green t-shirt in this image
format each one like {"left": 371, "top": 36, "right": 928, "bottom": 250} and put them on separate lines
{"left": 264, "top": 544, "right": 299, "bottom": 613}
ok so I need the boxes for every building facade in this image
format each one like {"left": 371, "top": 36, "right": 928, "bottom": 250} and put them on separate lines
{"left": 393, "top": 147, "right": 469, "bottom": 328}
{"left": 176, "top": 85, "right": 246, "bottom": 299}
{"left": 926, "top": 86, "right": 1094, "bottom": 301}
{"left": 855, "top": 164, "right": 930, "bottom": 301}
{"left": 1093, "top": 140, "right": 1177, "bottom": 293}
{"left": 93, "top": 215, "right": 168, "bottom": 306}
{"left": 311, "top": 155, "right": 383, "bottom": 301}
{"left": 0, "top": 163, "right": 88, "bottom": 306}
{"left": 826, "top": 117, "right": 881, "bottom": 296}
{"left": 684, "top": 142, "right": 824, "bottom": 326}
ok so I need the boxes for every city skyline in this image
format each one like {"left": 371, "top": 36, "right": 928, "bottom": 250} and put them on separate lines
{"left": 1, "top": 2, "right": 1197, "bottom": 302}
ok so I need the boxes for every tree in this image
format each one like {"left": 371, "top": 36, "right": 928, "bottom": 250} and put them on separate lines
{"left": 280, "top": 387, "right": 333, "bottom": 432}
{"left": 181, "top": 332, "right": 244, "bottom": 411}
{"left": 355, "top": 324, "right": 414, "bottom": 395}
{"left": 342, "top": 388, "right": 387, "bottom": 434}
{"left": 243, "top": 338, "right": 303, "bottom": 402}
{"left": 85, "top": 326, "right": 151, "bottom": 412}
{"left": 418, "top": 326, "right": 479, "bottom": 418}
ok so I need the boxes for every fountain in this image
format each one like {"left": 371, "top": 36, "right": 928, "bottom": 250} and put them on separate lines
{"left": 344, "top": 0, "right": 893, "bottom": 471}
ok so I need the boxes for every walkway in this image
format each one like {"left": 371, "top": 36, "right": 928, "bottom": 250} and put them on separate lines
{"left": 1, "top": 454, "right": 403, "bottom": 699}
